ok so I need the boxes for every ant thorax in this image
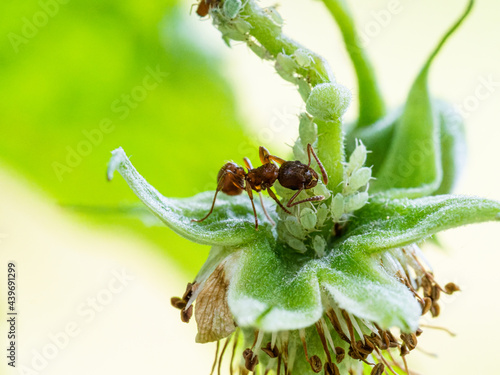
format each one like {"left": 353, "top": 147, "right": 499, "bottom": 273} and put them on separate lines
{"left": 246, "top": 163, "right": 279, "bottom": 192}
{"left": 278, "top": 161, "right": 319, "bottom": 190}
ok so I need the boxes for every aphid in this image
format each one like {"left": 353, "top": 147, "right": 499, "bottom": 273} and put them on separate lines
{"left": 192, "top": 144, "right": 328, "bottom": 229}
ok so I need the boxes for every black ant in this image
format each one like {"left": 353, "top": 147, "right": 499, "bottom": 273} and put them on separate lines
{"left": 192, "top": 144, "right": 328, "bottom": 230}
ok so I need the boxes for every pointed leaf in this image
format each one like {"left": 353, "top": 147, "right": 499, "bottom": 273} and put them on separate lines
{"left": 319, "top": 252, "right": 421, "bottom": 331}
{"left": 434, "top": 100, "right": 466, "bottom": 194}
{"left": 228, "top": 239, "right": 323, "bottom": 331}
{"left": 341, "top": 194, "right": 500, "bottom": 254}
{"left": 371, "top": 1, "right": 473, "bottom": 198}
{"left": 107, "top": 147, "right": 275, "bottom": 246}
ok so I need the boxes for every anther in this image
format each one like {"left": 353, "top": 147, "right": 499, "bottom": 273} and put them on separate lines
{"left": 242, "top": 348, "right": 259, "bottom": 372}
{"left": 400, "top": 333, "right": 418, "bottom": 351}
{"left": 371, "top": 363, "right": 385, "bottom": 375}
{"left": 335, "top": 347, "right": 345, "bottom": 364}
{"left": 324, "top": 362, "right": 340, "bottom": 375}
{"left": 180, "top": 305, "right": 193, "bottom": 323}
{"left": 261, "top": 342, "right": 279, "bottom": 358}
{"left": 309, "top": 355, "right": 322, "bottom": 373}
{"left": 444, "top": 282, "right": 460, "bottom": 294}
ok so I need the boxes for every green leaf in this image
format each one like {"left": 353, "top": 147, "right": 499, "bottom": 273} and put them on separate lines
{"left": 370, "top": 1, "right": 474, "bottom": 198}
{"left": 341, "top": 194, "right": 500, "bottom": 254}
{"left": 319, "top": 252, "right": 421, "bottom": 331}
{"left": 321, "top": 0, "right": 386, "bottom": 127}
{"left": 346, "top": 100, "right": 466, "bottom": 196}
{"left": 228, "top": 239, "right": 324, "bottom": 331}
{"left": 107, "top": 147, "right": 275, "bottom": 247}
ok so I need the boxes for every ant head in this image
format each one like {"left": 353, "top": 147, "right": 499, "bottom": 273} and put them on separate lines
{"left": 304, "top": 167, "right": 319, "bottom": 189}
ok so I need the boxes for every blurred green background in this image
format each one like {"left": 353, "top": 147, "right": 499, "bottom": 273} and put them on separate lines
{"left": 0, "top": 0, "right": 260, "bottom": 275}
{"left": 1, "top": 0, "right": 500, "bottom": 374}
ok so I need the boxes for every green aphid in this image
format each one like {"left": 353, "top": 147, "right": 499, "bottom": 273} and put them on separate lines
{"left": 300, "top": 207, "right": 317, "bottom": 230}
{"left": 344, "top": 191, "right": 369, "bottom": 213}
{"left": 344, "top": 167, "right": 372, "bottom": 195}
{"left": 330, "top": 193, "right": 344, "bottom": 222}
{"left": 223, "top": 0, "right": 243, "bottom": 19}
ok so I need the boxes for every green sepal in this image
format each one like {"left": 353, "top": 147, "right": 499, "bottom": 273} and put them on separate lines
{"left": 228, "top": 239, "right": 324, "bottom": 331}
{"left": 340, "top": 194, "right": 500, "bottom": 254}
{"left": 368, "top": 1, "right": 474, "bottom": 198}
{"left": 107, "top": 147, "right": 276, "bottom": 247}
{"left": 319, "top": 252, "right": 421, "bottom": 332}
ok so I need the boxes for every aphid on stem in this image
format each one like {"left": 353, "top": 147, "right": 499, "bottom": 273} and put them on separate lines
{"left": 192, "top": 144, "right": 328, "bottom": 229}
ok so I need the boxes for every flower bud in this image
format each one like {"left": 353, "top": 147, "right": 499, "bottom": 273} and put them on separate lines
{"left": 306, "top": 83, "right": 351, "bottom": 121}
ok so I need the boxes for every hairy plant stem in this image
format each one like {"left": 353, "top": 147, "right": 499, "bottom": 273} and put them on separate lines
{"left": 237, "top": 0, "right": 345, "bottom": 190}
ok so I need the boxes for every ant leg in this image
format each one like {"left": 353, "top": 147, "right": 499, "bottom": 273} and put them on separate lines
{"left": 243, "top": 157, "right": 253, "bottom": 170}
{"left": 267, "top": 188, "right": 292, "bottom": 215}
{"left": 191, "top": 171, "right": 227, "bottom": 223}
{"left": 259, "top": 192, "right": 276, "bottom": 226}
{"left": 286, "top": 187, "right": 325, "bottom": 207}
{"left": 307, "top": 143, "right": 329, "bottom": 185}
{"left": 245, "top": 183, "right": 259, "bottom": 230}
{"left": 259, "top": 146, "right": 286, "bottom": 165}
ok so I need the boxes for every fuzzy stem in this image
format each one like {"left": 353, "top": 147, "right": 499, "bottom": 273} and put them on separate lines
{"left": 316, "top": 119, "right": 344, "bottom": 193}
{"left": 239, "top": 1, "right": 335, "bottom": 86}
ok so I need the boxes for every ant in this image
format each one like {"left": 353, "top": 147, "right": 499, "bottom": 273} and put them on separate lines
{"left": 193, "top": 0, "right": 219, "bottom": 17}
{"left": 192, "top": 144, "right": 328, "bottom": 230}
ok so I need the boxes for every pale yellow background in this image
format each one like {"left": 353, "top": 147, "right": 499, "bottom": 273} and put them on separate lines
{"left": 1, "top": 0, "right": 499, "bottom": 374}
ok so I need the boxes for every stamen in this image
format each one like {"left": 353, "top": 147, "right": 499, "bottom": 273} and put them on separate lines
{"left": 325, "top": 309, "right": 350, "bottom": 343}
{"left": 230, "top": 330, "right": 240, "bottom": 375}
{"left": 348, "top": 313, "right": 365, "bottom": 343}
{"left": 218, "top": 337, "right": 231, "bottom": 375}
{"left": 315, "top": 321, "right": 333, "bottom": 365}
{"left": 253, "top": 330, "right": 265, "bottom": 357}
{"left": 280, "top": 331, "right": 290, "bottom": 375}
{"left": 444, "top": 282, "right": 460, "bottom": 294}
{"left": 242, "top": 348, "right": 259, "bottom": 372}
{"left": 210, "top": 341, "right": 220, "bottom": 375}
{"left": 419, "top": 324, "right": 456, "bottom": 337}
{"left": 299, "top": 328, "right": 321, "bottom": 373}
{"left": 371, "top": 347, "right": 399, "bottom": 375}
{"left": 400, "top": 333, "right": 417, "bottom": 351}
{"left": 371, "top": 363, "right": 385, "bottom": 375}
{"left": 320, "top": 318, "right": 337, "bottom": 355}
{"left": 180, "top": 305, "right": 193, "bottom": 323}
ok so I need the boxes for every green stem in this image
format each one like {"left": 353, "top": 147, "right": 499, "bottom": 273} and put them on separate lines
{"left": 216, "top": 0, "right": 347, "bottom": 192}
{"left": 239, "top": 0, "right": 334, "bottom": 86}
{"left": 321, "top": 0, "right": 386, "bottom": 128}
{"left": 316, "top": 119, "right": 344, "bottom": 193}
